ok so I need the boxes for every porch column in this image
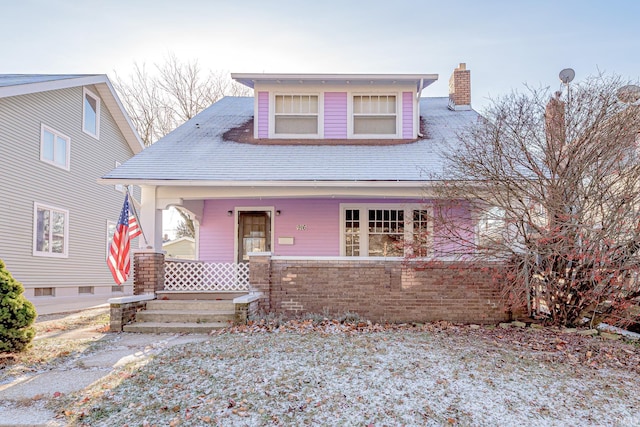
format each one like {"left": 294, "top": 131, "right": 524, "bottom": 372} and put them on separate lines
{"left": 133, "top": 250, "right": 165, "bottom": 295}
{"left": 249, "top": 252, "right": 272, "bottom": 312}
{"left": 138, "top": 185, "right": 163, "bottom": 250}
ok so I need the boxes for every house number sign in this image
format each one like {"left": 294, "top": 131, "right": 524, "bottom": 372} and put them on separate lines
{"left": 296, "top": 224, "right": 307, "bottom": 231}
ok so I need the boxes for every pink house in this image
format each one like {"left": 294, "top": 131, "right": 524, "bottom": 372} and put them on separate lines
{"left": 104, "top": 64, "right": 510, "bottom": 325}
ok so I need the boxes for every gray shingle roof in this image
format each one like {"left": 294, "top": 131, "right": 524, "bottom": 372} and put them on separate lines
{"left": 0, "top": 74, "right": 97, "bottom": 87}
{"left": 104, "top": 97, "right": 479, "bottom": 182}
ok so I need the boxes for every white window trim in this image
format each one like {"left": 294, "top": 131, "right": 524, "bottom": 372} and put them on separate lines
{"left": 114, "top": 161, "right": 124, "bottom": 192}
{"left": 106, "top": 219, "right": 116, "bottom": 259}
{"left": 339, "top": 203, "right": 433, "bottom": 258}
{"left": 33, "top": 202, "right": 69, "bottom": 258}
{"left": 82, "top": 87, "right": 100, "bottom": 139}
{"left": 347, "top": 92, "right": 401, "bottom": 139}
{"left": 269, "top": 92, "right": 323, "bottom": 139}
{"left": 40, "top": 124, "right": 70, "bottom": 171}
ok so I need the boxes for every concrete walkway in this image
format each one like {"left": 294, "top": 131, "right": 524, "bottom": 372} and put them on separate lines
{"left": 0, "top": 319, "right": 211, "bottom": 426}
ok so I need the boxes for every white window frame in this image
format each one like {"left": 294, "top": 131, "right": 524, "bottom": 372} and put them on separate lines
{"left": 348, "top": 92, "right": 400, "bottom": 139}
{"left": 82, "top": 87, "right": 100, "bottom": 139}
{"left": 106, "top": 219, "right": 116, "bottom": 259}
{"left": 270, "top": 92, "right": 322, "bottom": 138}
{"left": 33, "top": 202, "right": 69, "bottom": 258}
{"left": 40, "top": 124, "right": 70, "bottom": 171}
{"left": 339, "top": 203, "right": 433, "bottom": 258}
{"left": 114, "top": 161, "right": 124, "bottom": 192}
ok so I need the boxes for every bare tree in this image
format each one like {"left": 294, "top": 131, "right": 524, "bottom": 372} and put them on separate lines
{"left": 174, "top": 208, "right": 196, "bottom": 239}
{"left": 113, "top": 53, "right": 252, "bottom": 147}
{"left": 416, "top": 74, "right": 640, "bottom": 328}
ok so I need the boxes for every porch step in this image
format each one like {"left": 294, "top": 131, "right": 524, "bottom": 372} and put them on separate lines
{"left": 124, "top": 298, "right": 241, "bottom": 334}
{"left": 136, "top": 309, "right": 235, "bottom": 323}
{"left": 156, "top": 291, "right": 247, "bottom": 301}
{"left": 123, "top": 321, "right": 230, "bottom": 334}
{"left": 146, "top": 299, "right": 235, "bottom": 311}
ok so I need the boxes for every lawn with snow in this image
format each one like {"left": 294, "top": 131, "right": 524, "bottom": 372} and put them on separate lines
{"left": 63, "top": 325, "right": 640, "bottom": 426}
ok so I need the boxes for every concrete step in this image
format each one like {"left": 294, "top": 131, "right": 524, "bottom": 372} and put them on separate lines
{"left": 136, "top": 310, "right": 235, "bottom": 323}
{"left": 123, "top": 321, "right": 230, "bottom": 334}
{"left": 146, "top": 299, "right": 235, "bottom": 311}
{"left": 156, "top": 291, "right": 247, "bottom": 301}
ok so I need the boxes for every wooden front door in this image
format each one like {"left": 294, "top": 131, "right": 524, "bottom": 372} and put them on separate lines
{"left": 237, "top": 211, "right": 271, "bottom": 263}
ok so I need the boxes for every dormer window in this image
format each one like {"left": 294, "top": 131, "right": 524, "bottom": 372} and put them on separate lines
{"left": 274, "top": 95, "right": 318, "bottom": 135}
{"left": 353, "top": 95, "right": 397, "bottom": 135}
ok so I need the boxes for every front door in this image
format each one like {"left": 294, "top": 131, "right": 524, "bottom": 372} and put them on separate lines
{"left": 237, "top": 211, "right": 271, "bottom": 263}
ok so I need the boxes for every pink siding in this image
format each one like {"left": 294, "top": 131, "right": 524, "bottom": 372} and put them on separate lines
{"left": 198, "top": 198, "right": 474, "bottom": 263}
{"left": 257, "top": 91, "right": 269, "bottom": 138}
{"left": 324, "top": 92, "right": 347, "bottom": 138}
{"left": 402, "top": 91, "right": 413, "bottom": 139}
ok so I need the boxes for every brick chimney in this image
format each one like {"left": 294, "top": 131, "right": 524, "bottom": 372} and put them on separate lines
{"left": 448, "top": 63, "right": 471, "bottom": 111}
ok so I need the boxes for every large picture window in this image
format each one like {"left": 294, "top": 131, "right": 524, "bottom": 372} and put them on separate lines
{"left": 274, "top": 94, "right": 318, "bottom": 135}
{"left": 353, "top": 95, "right": 396, "bottom": 135}
{"left": 33, "top": 203, "right": 69, "bottom": 257}
{"left": 40, "top": 124, "right": 70, "bottom": 170}
{"left": 342, "top": 205, "right": 431, "bottom": 257}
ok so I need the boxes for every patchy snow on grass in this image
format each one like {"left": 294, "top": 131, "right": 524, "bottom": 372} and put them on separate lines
{"left": 65, "top": 329, "right": 640, "bottom": 426}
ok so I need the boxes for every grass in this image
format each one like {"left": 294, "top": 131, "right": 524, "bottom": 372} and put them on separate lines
{"left": 0, "top": 308, "right": 110, "bottom": 382}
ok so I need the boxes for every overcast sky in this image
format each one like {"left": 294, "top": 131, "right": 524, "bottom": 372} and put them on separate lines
{"left": 2, "top": 0, "right": 638, "bottom": 111}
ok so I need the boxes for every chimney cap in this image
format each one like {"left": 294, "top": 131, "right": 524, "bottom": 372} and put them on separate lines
{"left": 458, "top": 63, "right": 467, "bottom": 71}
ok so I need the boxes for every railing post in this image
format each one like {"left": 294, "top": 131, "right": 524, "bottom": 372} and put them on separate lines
{"left": 133, "top": 250, "right": 165, "bottom": 295}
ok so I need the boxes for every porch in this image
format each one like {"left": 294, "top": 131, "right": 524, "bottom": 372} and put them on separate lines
{"left": 110, "top": 251, "right": 511, "bottom": 332}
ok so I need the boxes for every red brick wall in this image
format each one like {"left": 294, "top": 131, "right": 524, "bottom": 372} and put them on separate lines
{"left": 133, "top": 250, "right": 165, "bottom": 295}
{"left": 255, "top": 257, "right": 508, "bottom": 324}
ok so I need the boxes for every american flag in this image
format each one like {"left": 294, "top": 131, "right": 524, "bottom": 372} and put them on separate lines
{"left": 107, "top": 194, "right": 137, "bottom": 285}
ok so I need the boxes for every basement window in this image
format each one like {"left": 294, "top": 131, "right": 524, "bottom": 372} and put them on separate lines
{"left": 34, "top": 287, "right": 55, "bottom": 297}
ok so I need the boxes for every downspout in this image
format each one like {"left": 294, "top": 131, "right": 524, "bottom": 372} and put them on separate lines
{"left": 416, "top": 78, "right": 425, "bottom": 137}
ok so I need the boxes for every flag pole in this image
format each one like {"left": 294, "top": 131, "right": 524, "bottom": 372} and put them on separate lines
{"left": 126, "top": 185, "right": 149, "bottom": 247}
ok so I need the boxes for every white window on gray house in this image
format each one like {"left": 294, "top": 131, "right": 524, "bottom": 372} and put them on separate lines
{"left": 106, "top": 220, "right": 116, "bottom": 259}
{"left": 33, "top": 203, "right": 69, "bottom": 257}
{"left": 82, "top": 88, "right": 100, "bottom": 139}
{"left": 353, "top": 95, "right": 396, "bottom": 135}
{"left": 342, "top": 205, "right": 431, "bottom": 258}
{"left": 274, "top": 95, "right": 318, "bottom": 135}
{"left": 40, "top": 124, "right": 70, "bottom": 170}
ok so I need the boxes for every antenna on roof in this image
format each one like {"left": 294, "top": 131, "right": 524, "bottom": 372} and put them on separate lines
{"left": 616, "top": 84, "right": 640, "bottom": 105}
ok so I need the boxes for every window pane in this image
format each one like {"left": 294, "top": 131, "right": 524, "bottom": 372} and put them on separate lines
{"left": 84, "top": 94, "right": 97, "bottom": 134}
{"left": 43, "top": 130, "right": 54, "bottom": 161}
{"left": 368, "top": 234, "right": 403, "bottom": 257}
{"left": 36, "top": 208, "right": 50, "bottom": 252}
{"left": 354, "top": 116, "right": 396, "bottom": 134}
{"left": 52, "top": 211, "right": 65, "bottom": 253}
{"left": 344, "top": 209, "right": 360, "bottom": 256}
{"left": 55, "top": 136, "right": 67, "bottom": 166}
{"left": 275, "top": 116, "right": 318, "bottom": 134}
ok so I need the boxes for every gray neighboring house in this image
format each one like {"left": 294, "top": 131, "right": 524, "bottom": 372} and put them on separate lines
{"left": 0, "top": 74, "right": 144, "bottom": 313}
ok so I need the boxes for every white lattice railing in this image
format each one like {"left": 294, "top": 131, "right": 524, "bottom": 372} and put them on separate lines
{"left": 164, "top": 260, "right": 250, "bottom": 292}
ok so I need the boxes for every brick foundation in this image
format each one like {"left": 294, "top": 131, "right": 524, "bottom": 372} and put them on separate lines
{"left": 251, "top": 255, "right": 509, "bottom": 324}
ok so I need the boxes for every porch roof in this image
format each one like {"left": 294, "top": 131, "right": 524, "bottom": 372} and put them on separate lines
{"left": 102, "top": 97, "right": 480, "bottom": 184}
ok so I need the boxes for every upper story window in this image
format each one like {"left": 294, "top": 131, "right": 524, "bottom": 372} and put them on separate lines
{"left": 33, "top": 202, "right": 69, "bottom": 258}
{"left": 82, "top": 88, "right": 100, "bottom": 139}
{"left": 353, "top": 95, "right": 396, "bottom": 135}
{"left": 40, "top": 124, "right": 70, "bottom": 170}
{"left": 274, "top": 95, "right": 318, "bottom": 135}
